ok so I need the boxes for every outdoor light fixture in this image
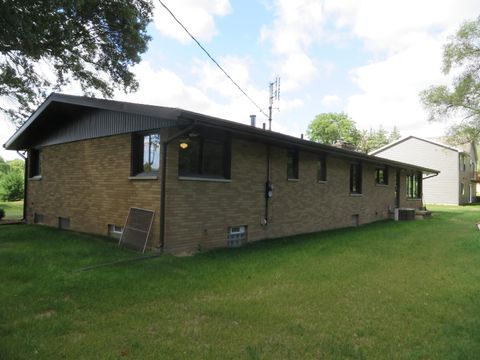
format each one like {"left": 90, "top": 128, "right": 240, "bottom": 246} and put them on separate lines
{"left": 179, "top": 142, "right": 189, "bottom": 150}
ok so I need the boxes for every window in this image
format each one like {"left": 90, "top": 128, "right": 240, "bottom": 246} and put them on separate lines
{"left": 108, "top": 224, "right": 123, "bottom": 239}
{"left": 178, "top": 135, "right": 230, "bottom": 179}
{"left": 29, "top": 149, "right": 41, "bottom": 177}
{"left": 317, "top": 154, "right": 327, "bottom": 182}
{"left": 350, "top": 163, "right": 362, "bottom": 194}
{"left": 460, "top": 183, "right": 465, "bottom": 196}
{"left": 58, "top": 217, "right": 70, "bottom": 230}
{"left": 406, "top": 172, "right": 422, "bottom": 199}
{"left": 132, "top": 133, "right": 160, "bottom": 175}
{"left": 375, "top": 165, "right": 388, "bottom": 185}
{"left": 34, "top": 213, "right": 44, "bottom": 224}
{"left": 460, "top": 154, "right": 466, "bottom": 172}
{"left": 287, "top": 149, "right": 299, "bottom": 179}
{"left": 227, "top": 226, "right": 247, "bottom": 247}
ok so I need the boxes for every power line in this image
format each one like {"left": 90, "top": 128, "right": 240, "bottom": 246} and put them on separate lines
{"left": 157, "top": 0, "right": 269, "bottom": 119}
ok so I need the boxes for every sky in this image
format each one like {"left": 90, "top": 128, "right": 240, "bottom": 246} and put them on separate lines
{"left": 1, "top": 0, "right": 480, "bottom": 160}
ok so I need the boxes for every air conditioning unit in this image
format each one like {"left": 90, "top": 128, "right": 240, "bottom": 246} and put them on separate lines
{"left": 394, "top": 208, "right": 415, "bottom": 221}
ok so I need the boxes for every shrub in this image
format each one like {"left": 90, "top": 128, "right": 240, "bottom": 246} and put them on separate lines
{"left": 0, "top": 208, "right": 5, "bottom": 220}
{"left": 0, "top": 170, "right": 24, "bottom": 201}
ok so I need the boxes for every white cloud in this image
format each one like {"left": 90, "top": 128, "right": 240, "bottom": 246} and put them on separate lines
{"left": 260, "top": 0, "right": 327, "bottom": 92}
{"left": 321, "top": 94, "right": 341, "bottom": 107}
{"left": 322, "top": 0, "right": 480, "bottom": 137}
{"left": 153, "top": 0, "right": 231, "bottom": 43}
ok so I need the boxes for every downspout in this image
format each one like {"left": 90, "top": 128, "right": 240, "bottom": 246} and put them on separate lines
{"left": 264, "top": 144, "right": 271, "bottom": 224}
{"left": 17, "top": 151, "right": 27, "bottom": 222}
{"left": 159, "top": 123, "right": 197, "bottom": 252}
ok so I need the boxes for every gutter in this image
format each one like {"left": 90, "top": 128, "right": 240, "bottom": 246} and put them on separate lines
{"left": 159, "top": 123, "right": 197, "bottom": 252}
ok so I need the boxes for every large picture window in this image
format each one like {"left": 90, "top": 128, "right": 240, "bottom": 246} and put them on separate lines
{"left": 132, "top": 133, "right": 160, "bottom": 175}
{"left": 406, "top": 172, "right": 422, "bottom": 199}
{"left": 287, "top": 149, "right": 299, "bottom": 180}
{"left": 350, "top": 163, "right": 362, "bottom": 194}
{"left": 178, "top": 135, "right": 230, "bottom": 179}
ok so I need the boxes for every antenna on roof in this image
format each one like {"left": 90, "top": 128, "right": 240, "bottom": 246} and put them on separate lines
{"left": 268, "top": 77, "right": 280, "bottom": 131}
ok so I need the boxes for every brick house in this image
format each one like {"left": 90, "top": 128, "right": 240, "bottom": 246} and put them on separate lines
{"left": 4, "top": 94, "right": 438, "bottom": 254}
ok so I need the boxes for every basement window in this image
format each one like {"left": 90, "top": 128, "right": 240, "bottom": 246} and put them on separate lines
{"left": 108, "top": 224, "right": 123, "bottom": 239}
{"left": 351, "top": 214, "right": 359, "bottom": 227}
{"left": 287, "top": 149, "right": 299, "bottom": 180}
{"left": 227, "top": 226, "right": 247, "bottom": 247}
{"left": 58, "top": 217, "right": 70, "bottom": 230}
{"left": 29, "top": 149, "right": 41, "bottom": 178}
{"left": 34, "top": 213, "right": 44, "bottom": 224}
{"left": 131, "top": 133, "right": 160, "bottom": 176}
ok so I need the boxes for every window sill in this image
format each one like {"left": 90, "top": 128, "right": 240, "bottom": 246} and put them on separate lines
{"left": 178, "top": 176, "right": 231, "bottom": 183}
{"left": 350, "top": 193, "right": 363, "bottom": 197}
{"left": 375, "top": 183, "right": 389, "bottom": 187}
{"left": 406, "top": 198, "right": 422, "bottom": 201}
{"left": 128, "top": 176, "right": 158, "bottom": 181}
{"left": 317, "top": 180, "right": 327, "bottom": 184}
{"left": 29, "top": 175, "right": 42, "bottom": 181}
{"left": 287, "top": 178, "right": 299, "bottom": 182}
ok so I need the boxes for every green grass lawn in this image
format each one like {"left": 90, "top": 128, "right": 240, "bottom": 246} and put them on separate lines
{"left": 1, "top": 206, "right": 480, "bottom": 359}
{"left": 0, "top": 200, "right": 23, "bottom": 220}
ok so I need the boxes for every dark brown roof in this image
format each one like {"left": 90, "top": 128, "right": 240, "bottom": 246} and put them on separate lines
{"left": 4, "top": 93, "right": 439, "bottom": 174}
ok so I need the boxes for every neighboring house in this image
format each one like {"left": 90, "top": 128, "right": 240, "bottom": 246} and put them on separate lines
{"left": 4, "top": 94, "right": 438, "bottom": 254}
{"left": 371, "top": 136, "right": 478, "bottom": 205}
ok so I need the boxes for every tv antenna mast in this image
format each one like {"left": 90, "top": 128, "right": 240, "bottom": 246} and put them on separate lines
{"left": 268, "top": 77, "right": 280, "bottom": 131}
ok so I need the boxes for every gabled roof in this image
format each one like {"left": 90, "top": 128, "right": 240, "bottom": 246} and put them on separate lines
{"left": 4, "top": 93, "right": 439, "bottom": 174}
{"left": 370, "top": 135, "right": 463, "bottom": 155}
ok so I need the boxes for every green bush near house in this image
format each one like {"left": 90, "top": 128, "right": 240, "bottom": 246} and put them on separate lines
{"left": 0, "top": 201, "right": 23, "bottom": 220}
{"left": 1, "top": 205, "right": 480, "bottom": 359}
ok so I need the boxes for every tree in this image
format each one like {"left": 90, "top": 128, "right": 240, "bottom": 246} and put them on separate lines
{"left": 0, "top": 156, "right": 8, "bottom": 175}
{"left": 0, "top": 0, "right": 153, "bottom": 125}
{"left": 358, "top": 126, "right": 401, "bottom": 153}
{"left": 420, "top": 16, "right": 480, "bottom": 144}
{"left": 0, "top": 170, "right": 23, "bottom": 201}
{"left": 306, "top": 112, "right": 361, "bottom": 147}
{"left": 0, "top": 158, "right": 24, "bottom": 201}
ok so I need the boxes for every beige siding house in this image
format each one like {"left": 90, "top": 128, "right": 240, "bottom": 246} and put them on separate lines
{"left": 4, "top": 94, "right": 438, "bottom": 254}
{"left": 371, "top": 136, "right": 478, "bottom": 205}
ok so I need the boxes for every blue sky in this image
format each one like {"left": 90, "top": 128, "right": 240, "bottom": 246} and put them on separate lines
{"left": 1, "top": 0, "right": 480, "bottom": 160}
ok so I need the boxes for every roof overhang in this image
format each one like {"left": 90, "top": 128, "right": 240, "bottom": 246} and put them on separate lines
{"left": 4, "top": 93, "right": 440, "bottom": 175}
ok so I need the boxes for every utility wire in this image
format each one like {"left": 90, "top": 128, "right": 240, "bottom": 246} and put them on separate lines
{"left": 157, "top": 0, "right": 269, "bottom": 119}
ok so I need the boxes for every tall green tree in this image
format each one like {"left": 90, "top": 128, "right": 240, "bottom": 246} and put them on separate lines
{"left": 420, "top": 16, "right": 480, "bottom": 144}
{"left": 358, "top": 126, "right": 402, "bottom": 153}
{"left": 306, "top": 112, "right": 361, "bottom": 147}
{"left": 0, "top": 0, "right": 153, "bottom": 125}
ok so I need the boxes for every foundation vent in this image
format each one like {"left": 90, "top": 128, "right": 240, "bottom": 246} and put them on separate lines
{"left": 227, "top": 226, "right": 247, "bottom": 247}
{"left": 58, "top": 217, "right": 70, "bottom": 230}
{"left": 34, "top": 213, "right": 44, "bottom": 224}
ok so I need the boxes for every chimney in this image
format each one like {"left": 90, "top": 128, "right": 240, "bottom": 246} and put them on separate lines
{"left": 301, "top": 133, "right": 304, "bottom": 139}
{"left": 262, "top": 123, "right": 266, "bottom": 130}
{"left": 332, "top": 140, "right": 355, "bottom": 151}
{"left": 250, "top": 115, "right": 256, "bottom": 127}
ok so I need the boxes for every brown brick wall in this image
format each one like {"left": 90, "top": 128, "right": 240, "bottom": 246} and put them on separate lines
{"left": 27, "top": 133, "right": 162, "bottom": 248}
{"left": 27, "top": 131, "right": 423, "bottom": 254}
{"left": 163, "top": 137, "right": 415, "bottom": 253}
